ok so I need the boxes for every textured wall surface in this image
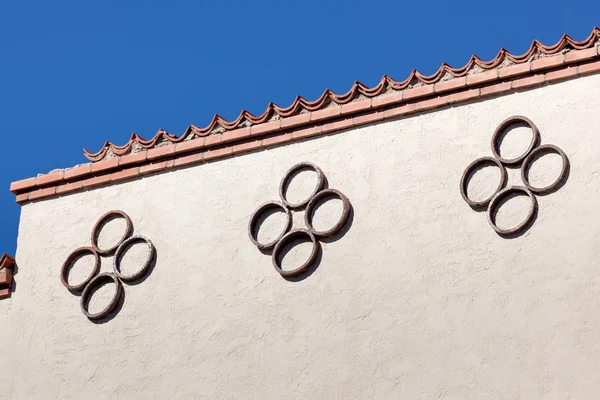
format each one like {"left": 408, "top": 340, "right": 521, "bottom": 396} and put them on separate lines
{"left": 3, "top": 74, "right": 600, "bottom": 399}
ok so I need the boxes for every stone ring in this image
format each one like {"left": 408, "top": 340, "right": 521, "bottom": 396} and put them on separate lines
{"left": 80, "top": 272, "right": 123, "bottom": 321}
{"left": 487, "top": 186, "right": 537, "bottom": 236}
{"left": 304, "top": 188, "right": 351, "bottom": 238}
{"left": 521, "top": 144, "right": 569, "bottom": 194}
{"left": 91, "top": 210, "right": 133, "bottom": 256}
{"left": 272, "top": 229, "right": 320, "bottom": 278}
{"left": 60, "top": 246, "right": 101, "bottom": 292}
{"left": 113, "top": 235, "right": 156, "bottom": 283}
{"left": 279, "top": 162, "right": 326, "bottom": 209}
{"left": 460, "top": 156, "right": 507, "bottom": 208}
{"left": 248, "top": 201, "right": 292, "bottom": 251}
{"left": 491, "top": 115, "right": 540, "bottom": 166}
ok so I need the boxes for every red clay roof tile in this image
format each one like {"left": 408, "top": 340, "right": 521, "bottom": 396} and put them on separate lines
{"left": 75, "top": 27, "right": 596, "bottom": 162}
{"left": 0, "top": 254, "right": 14, "bottom": 271}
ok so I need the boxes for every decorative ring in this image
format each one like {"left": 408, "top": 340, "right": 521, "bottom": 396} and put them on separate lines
{"left": 487, "top": 186, "right": 537, "bottom": 236}
{"left": 80, "top": 272, "right": 123, "bottom": 320}
{"left": 113, "top": 235, "right": 156, "bottom": 283}
{"left": 91, "top": 210, "right": 134, "bottom": 256}
{"left": 248, "top": 201, "right": 292, "bottom": 250}
{"left": 460, "top": 157, "right": 508, "bottom": 208}
{"left": 491, "top": 115, "right": 540, "bottom": 166}
{"left": 304, "top": 189, "right": 351, "bottom": 238}
{"left": 521, "top": 144, "right": 569, "bottom": 194}
{"left": 60, "top": 247, "right": 101, "bottom": 292}
{"left": 272, "top": 229, "right": 320, "bottom": 278}
{"left": 279, "top": 162, "right": 326, "bottom": 209}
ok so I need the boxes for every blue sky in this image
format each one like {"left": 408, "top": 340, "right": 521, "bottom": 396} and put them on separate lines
{"left": 0, "top": 0, "right": 596, "bottom": 254}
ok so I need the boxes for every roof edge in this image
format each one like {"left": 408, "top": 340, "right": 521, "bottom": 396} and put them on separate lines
{"left": 10, "top": 53, "right": 600, "bottom": 203}
{"left": 82, "top": 27, "right": 600, "bottom": 162}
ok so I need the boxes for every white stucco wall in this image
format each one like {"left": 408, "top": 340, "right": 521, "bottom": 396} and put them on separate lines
{"left": 3, "top": 74, "right": 600, "bottom": 399}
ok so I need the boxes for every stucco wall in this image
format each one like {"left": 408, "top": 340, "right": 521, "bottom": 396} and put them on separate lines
{"left": 3, "top": 74, "right": 600, "bottom": 399}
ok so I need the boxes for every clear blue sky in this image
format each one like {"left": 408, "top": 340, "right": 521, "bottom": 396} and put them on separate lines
{"left": 0, "top": 1, "right": 596, "bottom": 254}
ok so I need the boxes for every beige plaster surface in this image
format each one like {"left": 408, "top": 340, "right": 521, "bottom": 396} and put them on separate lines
{"left": 3, "top": 74, "right": 600, "bottom": 399}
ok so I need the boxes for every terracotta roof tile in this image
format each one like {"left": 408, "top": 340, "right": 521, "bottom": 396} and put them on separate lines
{"left": 83, "top": 28, "right": 600, "bottom": 163}
{"left": 0, "top": 254, "right": 14, "bottom": 270}
{"left": 0, "top": 253, "right": 15, "bottom": 299}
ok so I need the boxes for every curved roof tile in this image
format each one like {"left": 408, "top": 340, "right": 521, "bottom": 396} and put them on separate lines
{"left": 84, "top": 28, "right": 600, "bottom": 162}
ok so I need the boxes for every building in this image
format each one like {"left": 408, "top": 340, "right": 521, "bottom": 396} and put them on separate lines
{"left": 3, "top": 28, "right": 600, "bottom": 398}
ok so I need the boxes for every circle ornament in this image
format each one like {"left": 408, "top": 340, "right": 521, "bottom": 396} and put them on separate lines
{"left": 304, "top": 188, "right": 352, "bottom": 237}
{"left": 279, "top": 162, "right": 326, "bottom": 209}
{"left": 80, "top": 272, "right": 123, "bottom": 320}
{"left": 272, "top": 229, "right": 320, "bottom": 278}
{"left": 487, "top": 186, "right": 537, "bottom": 236}
{"left": 113, "top": 235, "right": 156, "bottom": 283}
{"left": 91, "top": 210, "right": 133, "bottom": 256}
{"left": 491, "top": 115, "right": 540, "bottom": 166}
{"left": 520, "top": 144, "right": 569, "bottom": 194}
{"left": 61, "top": 247, "right": 101, "bottom": 292}
{"left": 460, "top": 156, "right": 508, "bottom": 208}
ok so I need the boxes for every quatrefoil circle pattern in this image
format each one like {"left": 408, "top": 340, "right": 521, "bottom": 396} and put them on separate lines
{"left": 249, "top": 162, "right": 352, "bottom": 278}
{"left": 461, "top": 115, "right": 569, "bottom": 236}
{"left": 61, "top": 210, "right": 155, "bottom": 320}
